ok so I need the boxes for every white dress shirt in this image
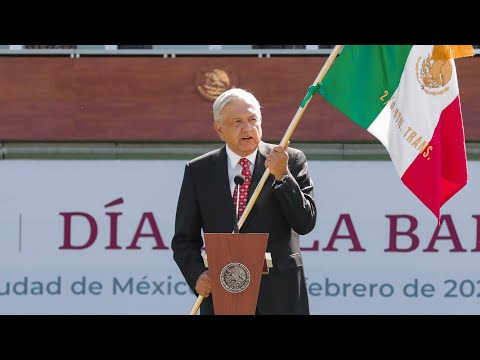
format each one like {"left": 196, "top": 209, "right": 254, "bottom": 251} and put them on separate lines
{"left": 225, "top": 145, "right": 257, "bottom": 196}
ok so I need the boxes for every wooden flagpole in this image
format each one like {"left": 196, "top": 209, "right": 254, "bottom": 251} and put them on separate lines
{"left": 189, "top": 45, "right": 345, "bottom": 315}
{"left": 236, "top": 44, "right": 344, "bottom": 231}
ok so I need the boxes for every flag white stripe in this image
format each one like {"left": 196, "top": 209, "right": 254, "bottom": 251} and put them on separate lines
{"left": 367, "top": 45, "right": 459, "bottom": 177}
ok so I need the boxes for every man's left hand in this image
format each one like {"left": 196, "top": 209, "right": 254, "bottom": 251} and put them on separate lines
{"left": 265, "top": 142, "right": 290, "bottom": 181}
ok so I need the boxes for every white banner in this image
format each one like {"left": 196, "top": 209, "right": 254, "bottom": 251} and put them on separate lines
{"left": 0, "top": 160, "right": 479, "bottom": 314}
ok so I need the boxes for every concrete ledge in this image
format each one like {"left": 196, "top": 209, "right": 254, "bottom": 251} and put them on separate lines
{"left": 2, "top": 142, "right": 480, "bottom": 160}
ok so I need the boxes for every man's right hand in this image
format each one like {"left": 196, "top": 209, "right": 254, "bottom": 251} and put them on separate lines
{"left": 195, "top": 270, "right": 211, "bottom": 298}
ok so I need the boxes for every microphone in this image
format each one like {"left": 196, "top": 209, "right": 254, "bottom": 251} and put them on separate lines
{"left": 233, "top": 175, "right": 245, "bottom": 233}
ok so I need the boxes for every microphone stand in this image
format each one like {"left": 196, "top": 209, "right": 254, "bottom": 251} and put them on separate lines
{"left": 233, "top": 183, "right": 240, "bottom": 233}
{"left": 232, "top": 174, "right": 244, "bottom": 233}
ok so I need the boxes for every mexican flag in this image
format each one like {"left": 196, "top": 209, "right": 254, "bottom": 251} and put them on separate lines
{"left": 319, "top": 45, "right": 469, "bottom": 220}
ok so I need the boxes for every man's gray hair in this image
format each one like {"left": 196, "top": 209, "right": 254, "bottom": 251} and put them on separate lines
{"left": 213, "top": 88, "right": 262, "bottom": 124}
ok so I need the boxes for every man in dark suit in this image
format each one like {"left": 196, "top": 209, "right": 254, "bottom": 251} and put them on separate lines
{"left": 171, "top": 88, "right": 316, "bottom": 314}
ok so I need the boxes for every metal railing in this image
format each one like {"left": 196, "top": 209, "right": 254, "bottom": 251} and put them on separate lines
{"left": 0, "top": 48, "right": 336, "bottom": 57}
{"left": 1, "top": 47, "right": 479, "bottom": 58}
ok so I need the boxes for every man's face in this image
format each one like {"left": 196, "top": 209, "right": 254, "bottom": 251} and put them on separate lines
{"left": 213, "top": 98, "right": 262, "bottom": 157}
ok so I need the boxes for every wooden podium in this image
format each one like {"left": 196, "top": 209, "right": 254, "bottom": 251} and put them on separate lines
{"left": 204, "top": 233, "right": 269, "bottom": 315}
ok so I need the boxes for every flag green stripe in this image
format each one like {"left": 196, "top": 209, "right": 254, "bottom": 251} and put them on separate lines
{"left": 319, "top": 45, "right": 413, "bottom": 129}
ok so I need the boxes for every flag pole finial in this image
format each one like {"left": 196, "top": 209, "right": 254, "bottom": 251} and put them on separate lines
{"left": 432, "top": 45, "right": 475, "bottom": 60}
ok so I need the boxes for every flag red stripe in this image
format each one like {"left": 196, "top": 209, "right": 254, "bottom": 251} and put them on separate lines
{"left": 401, "top": 96, "right": 468, "bottom": 219}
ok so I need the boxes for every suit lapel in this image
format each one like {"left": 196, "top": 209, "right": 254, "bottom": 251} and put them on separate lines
{"left": 210, "top": 146, "right": 235, "bottom": 228}
{"left": 242, "top": 141, "right": 272, "bottom": 230}
{"left": 248, "top": 141, "right": 269, "bottom": 200}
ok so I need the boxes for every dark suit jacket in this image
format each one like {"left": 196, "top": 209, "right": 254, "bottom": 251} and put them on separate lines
{"left": 171, "top": 141, "right": 316, "bottom": 314}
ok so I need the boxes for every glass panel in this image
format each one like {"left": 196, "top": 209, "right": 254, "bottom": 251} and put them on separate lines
{"left": 24, "top": 45, "right": 77, "bottom": 49}
{"left": 76, "top": 45, "right": 107, "bottom": 49}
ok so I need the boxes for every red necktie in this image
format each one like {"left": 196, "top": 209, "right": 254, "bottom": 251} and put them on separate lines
{"left": 233, "top": 158, "right": 252, "bottom": 219}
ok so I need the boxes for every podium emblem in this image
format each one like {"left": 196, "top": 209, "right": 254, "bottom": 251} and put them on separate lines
{"left": 220, "top": 262, "right": 251, "bottom": 293}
